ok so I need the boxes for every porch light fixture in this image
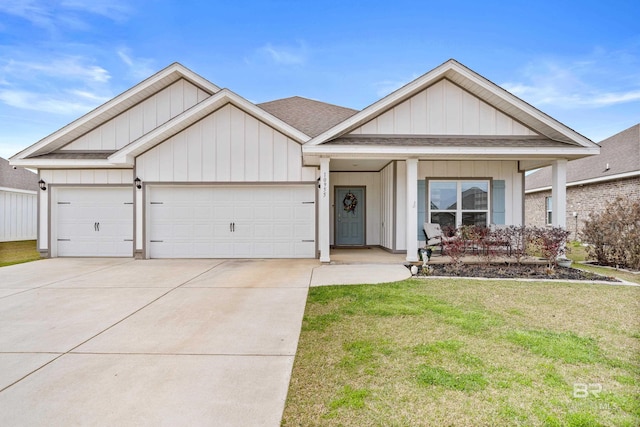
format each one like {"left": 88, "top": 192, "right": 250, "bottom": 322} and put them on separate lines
{"left": 38, "top": 179, "right": 47, "bottom": 191}
{"left": 134, "top": 177, "right": 142, "bottom": 189}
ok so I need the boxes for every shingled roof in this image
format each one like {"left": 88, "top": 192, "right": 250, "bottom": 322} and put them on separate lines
{"left": 525, "top": 123, "right": 640, "bottom": 191}
{"left": 0, "top": 157, "right": 38, "bottom": 191}
{"left": 258, "top": 96, "right": 358, "bottom": 138}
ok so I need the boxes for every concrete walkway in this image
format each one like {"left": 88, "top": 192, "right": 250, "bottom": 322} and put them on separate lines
{"left": 0, "top": 258, "right": 318, "bottom": 426}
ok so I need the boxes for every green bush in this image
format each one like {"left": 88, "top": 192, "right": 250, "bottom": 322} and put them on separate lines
{"left": 581, "top": 197, "right": 640, "bottom": 270}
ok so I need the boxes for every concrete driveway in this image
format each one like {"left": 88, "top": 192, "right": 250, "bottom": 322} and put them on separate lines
{"left": 0, "top": 258, "right": 318, "bottom": 426}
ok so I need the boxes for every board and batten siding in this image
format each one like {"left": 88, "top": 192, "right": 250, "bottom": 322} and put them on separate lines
{"left": 418, "top": 160, "right": 523, "bottom": 226}
{"left": 329, "top": 172, "right": 381, "bottom": 246}
{"left": 60, "top": 79, "right": 211, "bottom": 152}
{"left": 349, "top": 79, "right": 538, "bottom": 136}
{"left": 37, "top": 169, "right": 134, "bottom": 252}
{"left": 136, "top": 104, "right": 316, "bottom": 183}
{"left": 0, "top": 188, "right": 37, "bottom": 242}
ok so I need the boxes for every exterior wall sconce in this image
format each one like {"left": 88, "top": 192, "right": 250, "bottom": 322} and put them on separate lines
{"left": 134, "top": 177, "right": 142, "bottom": 189}
{"left": 38, "top": 179, "right": 47, "bottom": 191}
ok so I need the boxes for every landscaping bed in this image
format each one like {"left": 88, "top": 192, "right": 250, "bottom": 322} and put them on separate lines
{"left": 406, "top": 262, "right": 620, "bottom": 282}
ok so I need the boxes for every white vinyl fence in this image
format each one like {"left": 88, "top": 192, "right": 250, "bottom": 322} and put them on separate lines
{"left": 0, "top": 187, "right": 37, "bottom": 242}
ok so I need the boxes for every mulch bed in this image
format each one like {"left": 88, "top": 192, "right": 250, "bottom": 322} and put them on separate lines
{"left": 405, "top": 263, "right": 620, "bottom": 282}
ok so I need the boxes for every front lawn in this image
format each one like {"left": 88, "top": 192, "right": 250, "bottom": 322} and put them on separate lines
{"left": 0, "top": 240, "right": 40, "bottom": 267}
{"left": 283, "top": 279, "right": 640, "bottom": 426}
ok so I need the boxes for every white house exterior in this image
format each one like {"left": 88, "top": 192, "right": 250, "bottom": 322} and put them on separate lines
{"left": 10, "top": 59, "right": 599, "bottom": 262}
{"left": 0, "top": 157, "right": 38, "bottom": 242}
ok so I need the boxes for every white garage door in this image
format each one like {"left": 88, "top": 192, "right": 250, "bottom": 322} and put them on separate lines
{"left": 55, "top": 187, "right": 133, "bottom": 257}
{"left": 147, "top": 185, "right": 316, "bottom": 258}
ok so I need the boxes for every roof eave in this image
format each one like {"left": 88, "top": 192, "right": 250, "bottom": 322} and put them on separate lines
{"left": 11, "top": 63, "right": 221, "bottom": 162}
{"left": 9, "top": 158, "right": 131, "bottom": 169}
{"left": 306, "top": 59, "right": 597, "bottom": 149}
{"left": 526, "top": 170, "right": 640, "bottom": 193}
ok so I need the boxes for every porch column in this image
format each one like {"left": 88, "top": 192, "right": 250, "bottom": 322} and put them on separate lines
{"left": 406, "top": 158, "right": 419, "bottom": 262}
{"left": 319, "top": 158, "right": 331, "bottom": 262}
{"left": 551, "top": 159, "right": 567, "bottom": 228}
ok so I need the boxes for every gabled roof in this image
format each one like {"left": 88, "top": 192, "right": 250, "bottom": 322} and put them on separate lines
{"left": 306, "top": 59, "right": 596, "bottom": 148}
{"left": 526, "top": 123, "right": 640, "bottom": 192}
{"left": 0, "top": 157, "right": 38, "bottom": 192}
{"left": 108, "top": 89, "right": 311, "bottom": 165}
{"left": 10, "top": 63, "right": 220, "bottom": 162}
{"left": 258, "top": 96, "right": 357, "bottom": 137}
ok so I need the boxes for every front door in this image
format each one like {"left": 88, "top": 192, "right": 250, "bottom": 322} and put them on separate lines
{"left": 335, "top": 187, "right": 365, "bottom": 246}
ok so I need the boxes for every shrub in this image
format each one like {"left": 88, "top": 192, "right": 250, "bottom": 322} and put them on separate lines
{"left": 581, "top": 197, "right": 640, "bottom": 270}
{"left": 443, "top": 237, "right": 466, "bottom": 274}
{"left": 500, "top": 225, "right": 529, "bottom": 265}
{"left": 530, "top": 226, "right": 571, "bottom": 269}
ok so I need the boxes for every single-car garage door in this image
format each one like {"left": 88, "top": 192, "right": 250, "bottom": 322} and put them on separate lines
{"left": 54, "top": 187, "right": 133, "bottom": 257}
{"left": 147, "top": 185, "right": 315, "bottom": 258}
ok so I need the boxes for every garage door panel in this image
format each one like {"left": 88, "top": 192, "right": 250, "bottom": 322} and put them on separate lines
{"left": 148, "top": 185, "right": 315, "bottom": 258}
{"left": 55, "top": 187, "right": 132, "bottom": 257}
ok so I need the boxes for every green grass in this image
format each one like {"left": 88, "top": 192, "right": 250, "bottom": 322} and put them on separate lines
{"left": 283, "top": 279, "right": 640, "bottom": 426}
{"left": 505, "top": 330, "right": 603, "bottom": 364}
{"left": 0, "top": 240, "right": 40, "bottom": 267}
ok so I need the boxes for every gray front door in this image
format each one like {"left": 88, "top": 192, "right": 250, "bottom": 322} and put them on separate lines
{"left": 335, "top": 187, "right": 365, "bottom": 246}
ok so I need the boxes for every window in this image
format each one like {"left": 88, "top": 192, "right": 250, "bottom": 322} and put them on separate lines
{"left": 545, "top": 196, "right": 553, "bottom": 225}
{"left": 428, "top": 180, "right": 489, "bottom": 228}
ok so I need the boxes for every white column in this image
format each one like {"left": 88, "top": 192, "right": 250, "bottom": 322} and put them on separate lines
{"left": 406, "top": 158, "right": 418, "bottom": 262}
{"left": 319, "top": 158, "right": 331, "bottom": 262}
{"left": 551, "top": 159, "right": 567, "bottom": 228}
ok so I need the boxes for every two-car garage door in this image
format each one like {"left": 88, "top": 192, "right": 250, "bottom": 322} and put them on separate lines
{"left": 147, "top": 185, "right": 316, "bottom": 258}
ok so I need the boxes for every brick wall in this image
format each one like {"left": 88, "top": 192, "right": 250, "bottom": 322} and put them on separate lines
{"left": 525, "top": 176, "right": 640, "bottom": 240}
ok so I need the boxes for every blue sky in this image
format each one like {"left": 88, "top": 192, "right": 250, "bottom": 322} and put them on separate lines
{"left": 1, "top": 0, "right": 639, "bottom": 159}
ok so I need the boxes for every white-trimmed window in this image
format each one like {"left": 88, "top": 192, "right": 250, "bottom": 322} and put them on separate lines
{"left": 545, "top": 196, "right": 553, "bottom": 225}
{"left": 428, "top": 180, "right": 490, "bottom": 228}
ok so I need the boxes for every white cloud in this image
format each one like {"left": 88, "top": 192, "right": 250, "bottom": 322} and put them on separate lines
{"left": 0, "top": 0, "right": 54, "bottom": 30}
{"left": 117, "top": 48, "right": 155, "bottom": 80}
{"left": 259, "top": 42, "right": 308, "bottom": 66}
{"left": 0, "top": 56, "right": 112, "bottom": 115}
{"left": 61, "top": 0, "right": 131, "bottom": 22}
{"left": 502, "top": 52, "right": 640, "bottom": 109}
{"left": 0, "top": 0, "right": 132, "bottom": 31}
{"left": 3, "top": 57, "right": 111, "bottom": 83}
{"left": 0, "top": 89, "right": 107, "bottom": 114}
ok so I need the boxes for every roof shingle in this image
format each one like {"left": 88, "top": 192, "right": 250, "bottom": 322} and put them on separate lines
{"left": 525, "top": 123, "right": 640, "bottom": 190}
{"left": 258, "top": 96, "right": 357, "bottom": 138}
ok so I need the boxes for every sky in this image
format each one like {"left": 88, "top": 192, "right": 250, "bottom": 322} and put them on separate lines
{"left": 0, "top": 0, "right": 639, "bottom": 159}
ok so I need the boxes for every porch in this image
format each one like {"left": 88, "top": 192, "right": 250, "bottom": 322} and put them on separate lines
{"left": 328, "top": 246, "right": 513, "bottom": 265}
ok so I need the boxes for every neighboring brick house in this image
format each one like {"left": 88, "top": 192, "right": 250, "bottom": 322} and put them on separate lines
{"left": 0, "top": 157, "right": 38, "bottom": 241}
{"left": 525, "top": 124, "right": 640, "bottom": 240}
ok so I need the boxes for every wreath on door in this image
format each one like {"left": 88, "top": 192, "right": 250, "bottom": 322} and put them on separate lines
{"left": 343, "top": 191, "right": 358, "bottom": 214}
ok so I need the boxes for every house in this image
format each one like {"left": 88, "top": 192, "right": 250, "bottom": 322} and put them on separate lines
{"left": 10, "top": 59, "right": 599, "bottom": 262}
{"left": 525, "top": 123, "right": 640, "bottom": 239}
{"left": 0, "top": 157, "right": 38, "bottom": 242}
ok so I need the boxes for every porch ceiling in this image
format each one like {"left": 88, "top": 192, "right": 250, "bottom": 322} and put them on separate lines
{"left": 328, "top": 159, "right": 391, "bottom": 172}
